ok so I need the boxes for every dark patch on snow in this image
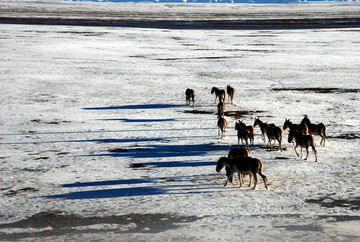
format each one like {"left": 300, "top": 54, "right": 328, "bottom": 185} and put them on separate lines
{"left": 0, "top": 211, "right": 201, "bottom": 240}
{"left": 224, "top": 110, "right": 266, "bottom": 119}
{"left": 328, "top": 133, "right": 360, "bottom": 140}
{"left": 272, "top": 87, "right": 360, "bottom": 94}
{"left": 4, "top": 187, "right": 39, "bottom": 196}
{"left": 182, "top": 110, "right": 213, "bottom": 114}
{"left": 305, "top": 197, "right": 360, "bottom": 210}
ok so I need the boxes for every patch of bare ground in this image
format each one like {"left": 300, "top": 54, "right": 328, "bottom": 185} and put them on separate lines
{"left": 225, "top": 110, "right": 266, "bottom": 119}
{"left": 108, "top": 148, "right": 154, "bottom": 153}
{"left": 272, "top": 87, "right": 360, "bottom": 94}
{"left": 156, "top": 56, "right": 243, "bottom": 61}
{"left": 305, "top": 197, "right": 360, "bottom": 210}
{"left": 129, "top": 163, "right": 148, "bottom": 169}
{"left": 182, "top": 110, "right": 266, "bottom": 119}
{"left": 274, "top": 156, "right": 290, "bottom": 160}
{"left": 4, "top": 187, "right": 39, "bottom": 196}
{"left": 328, "top": 133, "right": 360, "bottom": 140}
{"left": 21, "top": 168, "right": 49, "bottom": 172}
{"left": 108, "top": 148, "right": 129, "bottom": 153}
{"left": 0, "top": 211, "right": 201, "bottom": 240}
{"left": 31, "top": 119, "right": 71, "bottom": 125}
{"left": 182, "top": 110, "right": 214, "bottom": 115}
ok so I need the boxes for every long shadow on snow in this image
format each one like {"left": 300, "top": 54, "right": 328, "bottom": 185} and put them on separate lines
{"left": 89, "top": 143, "right": 232, "bottom": 159}
{"left": 44, "top": 177, "right": 218, "bottom": 200}
{"left": 43, "top": 185, "right": 215, "bottom": 200}
{"left": 0, "top": 137, "right": 165, "bottom": 145}
{"left": 61, "top": 175, "right": 210, "bottom": 188}
{"left": 83, "top": 104, "right": 183, "bottom": 110}
{"left": 98, "top": 118, "right": 176, "bottom": 122}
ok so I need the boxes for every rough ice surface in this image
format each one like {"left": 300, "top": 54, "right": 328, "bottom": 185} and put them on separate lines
{"left": 0, "top": 0, "right": 359, "bottom": 240}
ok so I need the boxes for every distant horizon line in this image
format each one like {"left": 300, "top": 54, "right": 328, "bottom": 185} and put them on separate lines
{"left": 63, "top": 0, "right": 359, "bottom": 3}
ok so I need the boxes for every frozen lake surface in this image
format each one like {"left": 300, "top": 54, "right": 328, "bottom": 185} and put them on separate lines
{"left": 0, "top": 1, "right": 359, "bottom": 240}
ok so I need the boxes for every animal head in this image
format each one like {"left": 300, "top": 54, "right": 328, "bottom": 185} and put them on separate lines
{"left": 239, "top": 119, "right": 247, "bottom": 127}
{"left": 215, "top": 157, "right": 227, "bottom": 172}
{"left": 253, "top": 117, "right": 260, "bottom": 127}
{"left": 288, "top": 131, "right": 295, "bottom": 143}
{"left": 211, "top": 87, "right": 216, "bottom": 94}
{"left": 283, "top": 118, "right": 291, "bottom": 129}
{"left": 301, "top": 115, "right": 310, "bottom": 125}
{"left": 235, "top": 121, "right": 241, "bottom": 130}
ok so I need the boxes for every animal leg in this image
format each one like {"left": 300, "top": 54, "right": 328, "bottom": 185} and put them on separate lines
{"left": 259, "top": 173, "right": 268, "bottom": 190}
{"left": 320, "top": 134, "right": 326, "bottom": 146}
{"left": 232, "top": 173, "right": 236, "bottom": 185}
{"left": 312, "top": 145, "right": 317, "bottom": 162}
{"left": 248, "top": 174, "right": 252, "bottom": 187}
{"left": 294, "top": 146, "right": 300, "bottom": 157}
{"left": 241, "top": 174, "right": 245, "bottom": 185}
{"left": 305, "top": 147, "right": 309, "bottom": 160}
{"left": 238, "top": 172, "right": 242, "bottom": 188}
{"left": 278, "top": 137, "right": 283, "bottom": 152}
{"left": 252, "top": 174, "right": 258, "bottom": 190}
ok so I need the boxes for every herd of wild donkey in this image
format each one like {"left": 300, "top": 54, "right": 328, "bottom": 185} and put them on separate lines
{"left": 185, "top": 85, "right": 327, "bottom": 190}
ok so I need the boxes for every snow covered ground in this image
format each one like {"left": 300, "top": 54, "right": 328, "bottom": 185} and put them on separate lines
{"left": 0, "top": 1, "right": 359, "bottom": 241}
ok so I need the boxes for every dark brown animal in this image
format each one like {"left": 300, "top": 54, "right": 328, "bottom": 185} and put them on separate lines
{"left": 254, "top": 118, "right": 283, "bottom": 151}
{"left": 216, "top": 157, "right": 268, "bottom": 190}
{"left": 283, "top": 118, "right": 309, "bottom": 135}
{"left": 217, "top": 101, "right": 226, "bottom": 117}
{"left": 301, "top": 115, "right": 327, "bottom": 146}
{"left": 211, "top": 87, "right": 226, "bottom": 104}
{"left": 226, "top": 85, "right": 236, "bottom": 104}
{"left": 235, "top": 121, "right": 250, "bottom": 148}
{"left": 185, "top": 88, "right": 195, "bottom": 107}
{"left": 254, "top": 117, "right": 275, "bottom": 143}
{"left": 238, "top": 120, "right": 255, "bottom": 145}
{"left": 288, "top": 130, "right": 317, "bottom": 162}
{"left": 226, "top": 148, "right": 251, "bottom": 187}
{"left": 217, "top": 114, "right": 228, "bottom": 139}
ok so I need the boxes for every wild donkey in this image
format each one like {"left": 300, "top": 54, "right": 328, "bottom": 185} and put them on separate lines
{"left": 253, "top": 117, "right": 275, "bottom": 143}
{"left": 283, "top": 118, "right": 309, "bottom": 135}
{"left": 238, "top": 120, "right": 255, "bottom": 146}
{"left": 217, "top": 113, "right": 228, "bottom": 139}
{"left": 226, "top": 148, "right": 251, "bottom": 187}
{"left": 211, "top": 87, "right": 226, "bottom": 104}
{"left": 235, "top": 121, "right": 250, "bottom": 148}
{"left": 254, "top": 118, "right": 283, "bottom": 151}
{"left": 216, "top": 157, "right": 268, "bottom": 190}
{"left": 217, "top": 101, "right": 226, "bottom": 117}
{"left": 226, "top": 85, "right": 236, "bottom": 104}
{"left": 301, "top": 115, "right": 327, "bottom": 146}
{"left": 185, "top": 88, "right": 195, "bottom": 107}
{"left": 288, "top": 130, "right": 317, "bottom": 162}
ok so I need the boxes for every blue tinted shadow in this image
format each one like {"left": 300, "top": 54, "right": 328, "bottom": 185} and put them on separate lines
{"left": 142, "top": 161, "right": 214, "bottom": 168}
{"left": 99, "top": 118, "right": 176, "bottom": 122}
{"left": 83, "top": 104, "right": 183, "bottom": 110}
{"left": 90, "top": 144, "right": 232, "bottom": 158}
{"left": 45, "top": 186, "right": 166, "bottom": 199}
{"left": 61, "top": 178, "right": 153, "bottom": 188}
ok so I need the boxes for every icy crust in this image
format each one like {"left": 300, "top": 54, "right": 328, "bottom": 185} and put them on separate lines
{"left": 1, "top": 1, "right": 360, "bottom": 21}
{"left": 0, "top": 2, "right": 360, "bottom": 241}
